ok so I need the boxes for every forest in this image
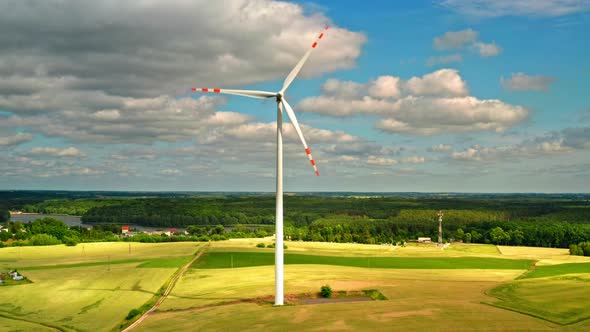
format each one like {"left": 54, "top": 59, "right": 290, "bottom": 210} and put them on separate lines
{"left": 2, "top": 191, "right": 590, "bottom": 249}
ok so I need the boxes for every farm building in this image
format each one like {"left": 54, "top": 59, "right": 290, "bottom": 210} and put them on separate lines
{"left": 417, "top": 237, "right": 432, "bottom": 243}
{"left": 121, "top": 225, "right": 130, "bottom": 234}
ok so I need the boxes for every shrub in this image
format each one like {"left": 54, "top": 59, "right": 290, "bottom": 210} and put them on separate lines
{"left": 256, "top": 243, "right": 266, "bottom": 248}
{"left": 63, "top": 236, "right": 79, "bottom": 246}
{"left": 570, "top": 242, "right": 590, "bottom": 256}
{"left": 29, "top": 234, "right": 61, "bottom": 246}
{"left": 320, "top": 285, "right": 332, "bottom": 298}
{"left": 126, "top": 308, "right": 141, "bottom": 320}
{"left": 0, "top": 231, "right": 10, "bottom": 242}
{"left": 266, "top": 243, "right": 287, "bottom": 249}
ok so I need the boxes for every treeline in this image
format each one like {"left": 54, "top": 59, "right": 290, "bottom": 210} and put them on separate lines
{"left": 69, "top": 196, "right": 590, "bottom": 227}
{"left": 9, "top": 195, "right": 590, "bottom": 249}
{"left": 1, "top": 218, "right": 119, "bottom": 247}
{"left": 290, "top": 217, "right": 590, "bottom": 248}
{"left": 21, "top": 199, "right": 120, "bottom": 216}
{"left": 0, "top": 218, "right": 269, "bottom": 247}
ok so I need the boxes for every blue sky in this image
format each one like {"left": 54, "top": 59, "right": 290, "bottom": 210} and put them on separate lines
{"left": 0, "top": 0, "right": 589, "bottom": 192}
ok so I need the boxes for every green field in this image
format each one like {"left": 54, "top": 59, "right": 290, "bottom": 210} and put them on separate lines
{"left": 193, "top": 251, "right": 534, "bottom": 270}
{"left": 487, "top": 275, "right": 590, "bottom": 324}
{"left": 520, "top": 262, "right": 590, "bottom": 279}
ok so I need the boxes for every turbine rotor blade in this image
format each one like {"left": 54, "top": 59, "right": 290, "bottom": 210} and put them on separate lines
{"left": 281, "top": 98, "right": 319, "bottom": 176}
{"left": 281, "top": 25, "right": 329, "bottom": 94}
{"left": 191, "top": 88, "right": 276, "bottom": 99}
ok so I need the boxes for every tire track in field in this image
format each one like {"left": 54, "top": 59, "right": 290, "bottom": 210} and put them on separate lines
{"left": 122, "top": 243, "right": 209, "bottom": 331}
{"left": 0, "top": 312, "right": 63, "bottom": 332}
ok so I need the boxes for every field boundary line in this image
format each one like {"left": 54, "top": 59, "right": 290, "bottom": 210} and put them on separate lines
{"left": 0, "top": 311, "right": 63, "bottom": 332}
{"left": 515, "top": 260, "right": 538, "bottom": 279}
{"left": 121, "top": 243, "right": 209, "bottom": 331}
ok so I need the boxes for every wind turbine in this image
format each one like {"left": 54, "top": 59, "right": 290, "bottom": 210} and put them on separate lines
{"left": 191, "top": 26, "right": 328, "bottom": 306}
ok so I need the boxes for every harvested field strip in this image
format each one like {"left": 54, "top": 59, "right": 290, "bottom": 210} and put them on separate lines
{"left": 192, "top": 251, "right": 533, "bottom": 270}
{"left": 19, "top": 256, "right": 192, "bottom": 271}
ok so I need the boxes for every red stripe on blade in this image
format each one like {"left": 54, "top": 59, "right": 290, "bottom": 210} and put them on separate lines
{"left": 325, "top": 25, "right": 329, "bottom": 30}
{"left": 318, "top": 33, "right": 324, "bottom": 39}
{"left": 191, "top": 88, "right": 197, "bottom": 91}
{"left": 315, "top": 170, "right": 320, "bottom": 176}
{"left": 213, "top": 89, "right": 220, "bottom": 93}
{"left": 312, "top": 42, "right": 318, "bottom": 48}
{"left": 305, "top": 148, "right": 311, "bottom": 155}
{"left": 310, "top": 160, "right": 316, "bottom": 166}
{"left": 202, "top": 88, "right": 209, "bottom": 92}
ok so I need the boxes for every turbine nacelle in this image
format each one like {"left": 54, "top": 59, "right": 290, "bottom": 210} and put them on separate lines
{"left": 190, "top": 26, "right": 328, "bottom": 177}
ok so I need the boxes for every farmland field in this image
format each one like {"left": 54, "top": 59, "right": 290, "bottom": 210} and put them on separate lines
{"left": 193, "top": 251, "right": 534, "bottom": 270}
{"left": 137, "top": 240, "right": 590, "bottom": 331}
{"left": 2, "top": 240, "right": 590, "bottom": 331}
{"left": 0, "top": 242, "right": 201, "bottom": 332}
{"left": 487, "top": 275, "right": 590, "bottom": 324}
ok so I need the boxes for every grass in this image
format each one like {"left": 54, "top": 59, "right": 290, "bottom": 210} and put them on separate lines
{"left": 142, "top": 242, "right": 590, "bottom": 331}
{"left": 497, "top": 245, "right": 590, "bottom": 265}
{"left": 0, "top": 242, "right": 201, "bottom": 332}
{"left": 192, "top": 251, "right": 534, "bottom": 270}
{"left": 0, "top": 263, "right": 175, "bottom": 331}
{"left": 136, "top": 256, "right": 192, "bottom": 268}
{"left": 520, "top": 262, "right": 590, "bottom": 279}
{"left": 143, "top": 265, "right": 546, "bottom": 332}
{"left": 215, "top": 239, "right": 505, "bottom": 258}
{"left": 0, "top": 314, "right": 57, "bottom": 331}
{"left": 0, "top": 242, "right": 200, "bottom": 269}
{"left": 486, "top": 275, "right": 590, "bottom": 324}
{"left": 3, "top": 240, "right": 590, "bottom": 331}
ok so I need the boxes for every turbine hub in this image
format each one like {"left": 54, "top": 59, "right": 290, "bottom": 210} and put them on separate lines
{"left": 276, "top": 92, "right": 283, "bottom": 102}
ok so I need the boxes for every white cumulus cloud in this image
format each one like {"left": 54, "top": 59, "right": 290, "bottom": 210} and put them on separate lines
{"left": 433, "top": 29, "right": 478, "bottom": 50}
{"left": 501, "top": 73, "right": 554, "bottom": 91}
{"left": 299, "top": 69, "right": 528, "bottom": 135}
{"left": 473, "top": 41, "right": 502, "bottom": 57}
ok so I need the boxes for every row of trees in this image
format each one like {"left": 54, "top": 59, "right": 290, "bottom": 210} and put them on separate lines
{"left": 0, "top": 218, "right": 270, "bottom": 247}
{"left": 6, "top": 196, "right": 590, "bottom": 249}
{"left": 2, "top": 216, "right": 590, "bottom": 249}
{"left": 23, "top": 196, "right": 590, "bottom": 229}
{"left": 284, "top": 218, "right": 590, "bottom": 248}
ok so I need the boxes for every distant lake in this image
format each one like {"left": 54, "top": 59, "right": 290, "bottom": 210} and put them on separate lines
{"left": 9, "top": 214, "right": 172, "bottom": 232}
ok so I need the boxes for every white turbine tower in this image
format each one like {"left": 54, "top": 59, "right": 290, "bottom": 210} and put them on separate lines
{"left": 191, "top": 26, "right": 328, "bottom": 306}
